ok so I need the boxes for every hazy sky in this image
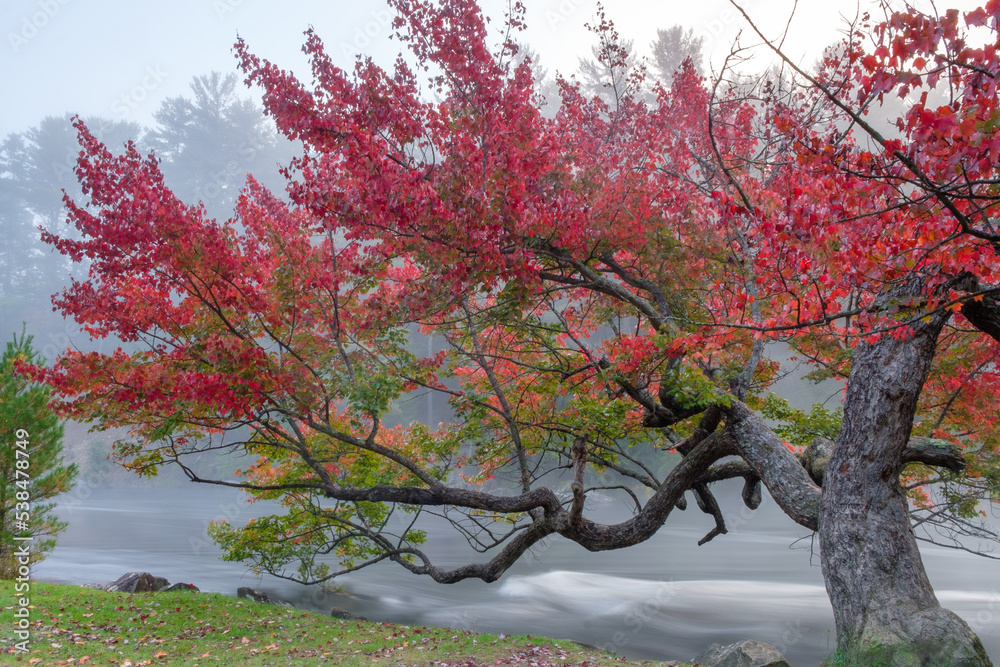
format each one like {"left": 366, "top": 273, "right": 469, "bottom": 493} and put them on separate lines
{"left": 0, "top": 0, "right": 983, "bottom": 138}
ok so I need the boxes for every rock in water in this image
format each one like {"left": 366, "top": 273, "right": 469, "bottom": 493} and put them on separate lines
{"left": 237, "top": 586, "right": 292, "bottom": 607}
{"left": 330, "top": 606, "right": 366, "bottom": 620}
{"left": 161, "top": 582, "right": 199, "bottom": 592}
{"left": 693, "top": 639, "right": 790, "bottom": 667}
{"left": 106, "top": 572, "right": 169, "bottom": 593}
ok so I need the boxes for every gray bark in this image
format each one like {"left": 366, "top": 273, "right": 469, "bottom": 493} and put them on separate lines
{"left": 724, "top": 401, "right": 822, "bottom": 530}
{"left": 818, "top": 311, "right": 991, "bottom": 666}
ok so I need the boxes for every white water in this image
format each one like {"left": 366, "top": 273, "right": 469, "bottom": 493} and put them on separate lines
{"left": 35, "top": 484, "right": 1000, "bottom": 665}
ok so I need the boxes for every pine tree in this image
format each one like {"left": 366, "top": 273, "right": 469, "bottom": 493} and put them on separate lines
{"left": 0, "top": 329, "right": 76, "bottom": 579}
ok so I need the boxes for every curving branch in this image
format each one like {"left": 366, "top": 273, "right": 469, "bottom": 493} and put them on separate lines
{"left": 961, "top": 292, "right": 1000, "bottom": 343}
{"left": 902, "top": 438, "right": 967, "bottom": 474}
{"left": 392, "top": 518, "right": 556, "bottom": 583}
{"left": 721, "top": 400, "right": 823, "bottom": 530}
{"left": 803, "top": 435, "right": 967, "bottom": 483}
{"left": 556, "top": 427, "right": 735, "bottom": 551}
{"left": 692, "top": 482, "right": 728, "bottom": 545}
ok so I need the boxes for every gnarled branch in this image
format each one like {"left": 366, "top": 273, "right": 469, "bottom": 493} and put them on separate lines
{"left": 721, "top": 400, "right": 823, "bottom": 530}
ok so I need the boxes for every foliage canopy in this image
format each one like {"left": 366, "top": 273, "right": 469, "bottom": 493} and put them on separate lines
{"left": 27, "top": 1, "right": 1000, "bottom": 663}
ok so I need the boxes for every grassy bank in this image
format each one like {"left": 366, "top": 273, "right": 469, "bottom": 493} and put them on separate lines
{"left": 1, "top": 582, "right": 689, "bottom": 666}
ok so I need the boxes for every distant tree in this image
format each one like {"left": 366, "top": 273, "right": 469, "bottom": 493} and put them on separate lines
{"left": 576, "top": 20, "right": 704, "bottom": 106}
{"left": 575, "top": 8, "right": 645, "bottom": 109}
{"left": 0, "top": 115, "right": 143, "bottom": 297}
{"left": 7, "top": 116, "right": 142, "bottom": 234}
{"left": 0, "top": 139, "right": 41, "bottom": 296}
{"left": 650, "top": 25, "right": 704, "bottom": 84}
{"left": 577, "top": 39, "right": 640, "bottom": 109}
{"left": 148, "top": 72, "right": 294, "bottom": 218}
{"left": 513, "top": 44, "right": 561, "bottom": 117}
{"left": 0, "top": 329, "right": 76, "bottom": 578}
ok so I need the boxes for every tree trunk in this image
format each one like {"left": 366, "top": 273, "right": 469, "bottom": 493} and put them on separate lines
{"left": 818, "top": 315, "right": 992, "bottom": 666}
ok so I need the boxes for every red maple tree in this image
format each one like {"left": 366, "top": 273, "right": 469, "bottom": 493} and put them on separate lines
{"left": 29, "top": 1, "right": 1000, "bottom": 663}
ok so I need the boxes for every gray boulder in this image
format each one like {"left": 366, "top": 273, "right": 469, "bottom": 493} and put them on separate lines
{"left": 237, "top": 586, "right": 293, "bottom": 607}
{"left": 694, "top": 639, "right": 790, "bottom": 667}
{"left": 106, "top": 571, "right": 169, "bottom": 593}
{"left": 330, "top": 606, "right": 366, "bottom": 621}
{"left": 161, "top": 582, "right": 200, "bottom": 592}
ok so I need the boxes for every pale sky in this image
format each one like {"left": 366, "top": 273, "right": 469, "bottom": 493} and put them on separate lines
{"left": 0, "top": 0, "right": 983, "bottom": 137}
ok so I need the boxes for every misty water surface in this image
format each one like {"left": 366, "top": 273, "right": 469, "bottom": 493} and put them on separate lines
{"left": 35, "top": 482, "right": 1000, "bottom": 665}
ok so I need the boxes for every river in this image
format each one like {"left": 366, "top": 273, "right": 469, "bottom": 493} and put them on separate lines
{"left": 35, "top": 482, "right": 1000, "bottom": 665}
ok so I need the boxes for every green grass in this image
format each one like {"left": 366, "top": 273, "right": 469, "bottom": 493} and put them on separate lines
{"left": 1, "top": 581, "right": 690, "bottom": 666}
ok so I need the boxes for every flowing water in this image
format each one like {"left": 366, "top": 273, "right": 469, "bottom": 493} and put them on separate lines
{"left": 36, "top": 483, "right": 1000, "bottom": 665}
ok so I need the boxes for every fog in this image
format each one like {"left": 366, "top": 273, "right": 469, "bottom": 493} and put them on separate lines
{"left": 2, "top": 1, "right": 998, "bottom": 665}
{"left": 37, "top": 483, "right": 1000, "bottom": 664}
{"left": 5, "top": 0, "right": 968, "bottom": 137}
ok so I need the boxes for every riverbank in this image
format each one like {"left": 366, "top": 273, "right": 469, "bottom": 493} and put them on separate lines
{"left": 2, "top": 581, "right": 691, "bottom": 666}
{"left": 39, "top": 484, "right": 843, "bottom": 663}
